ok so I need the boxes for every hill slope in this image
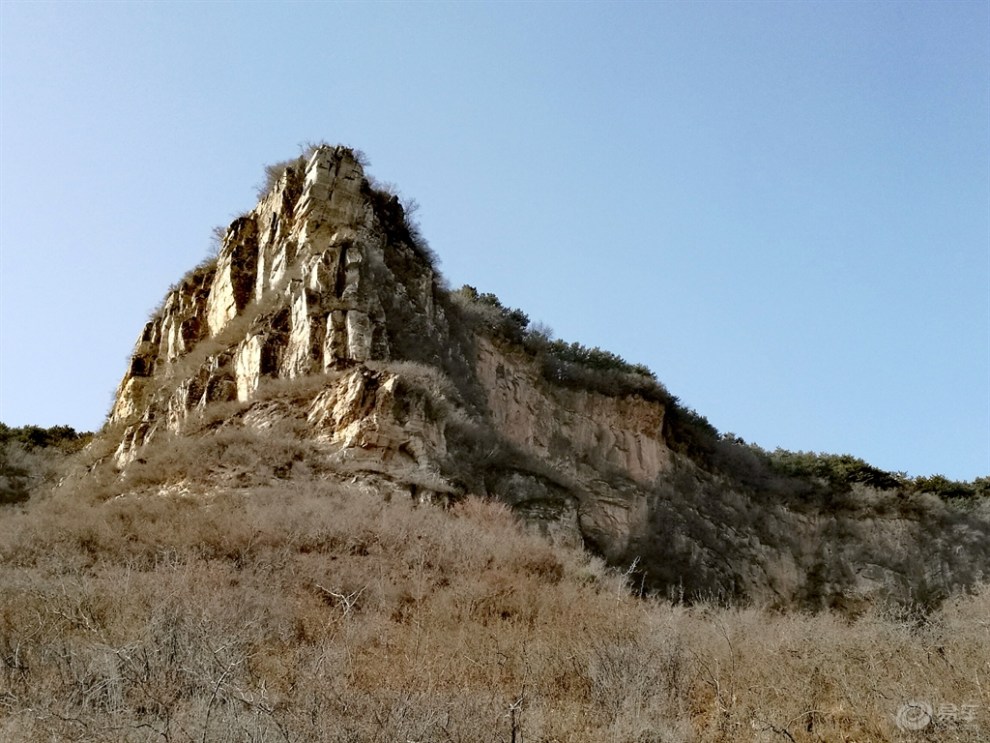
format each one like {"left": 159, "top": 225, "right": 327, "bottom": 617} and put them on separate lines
{"left": 2, "top": 476, "right": 988, "bottom": 741}
{"left": 90, "top": 143, "right": 989, "bottom": 610}
{"left": 2, "top": 144, "right": 988, "bottom": 741}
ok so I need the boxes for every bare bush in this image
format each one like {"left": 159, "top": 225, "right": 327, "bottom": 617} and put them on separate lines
{"left": 0, "top": 472, "right": 986, "bottom": 742}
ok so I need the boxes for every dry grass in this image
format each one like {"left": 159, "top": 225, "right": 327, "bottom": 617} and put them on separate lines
{"left": 0, "top": 476, "right": 987, "bottom": 743}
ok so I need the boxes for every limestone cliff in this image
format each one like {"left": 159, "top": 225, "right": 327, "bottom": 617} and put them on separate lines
{"left": 102, "top": 144, "right": 989, "bottom": 610}
{"left": 110, "top": 147, "right": 444, "bottom": 468}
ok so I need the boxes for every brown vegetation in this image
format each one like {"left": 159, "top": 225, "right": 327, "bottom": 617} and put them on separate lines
{"left": 1, "top": 469, "right": 986, "bottom": 741}
{"left": 0, "top": 424, "right": 92, "bottom": 504}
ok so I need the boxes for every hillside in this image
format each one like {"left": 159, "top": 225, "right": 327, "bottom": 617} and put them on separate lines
{"left": 1, "top": 472, "right": 987, "bottom": 742}
{"left": 95, "top": 143, "right": 988, "bottom": 610}
{"left": 0, "top": 143, "right": 987, "bottom": 741}
{"left": 0, "top": 424, "right": 91, "bottom": 504}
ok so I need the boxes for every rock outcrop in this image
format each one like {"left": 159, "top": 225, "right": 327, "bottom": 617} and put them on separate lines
{"left": 109, "top": 147, "right": 441, "bottom": 470}
{"left": 101, "top": 144, "right": 989, "bottom": 610}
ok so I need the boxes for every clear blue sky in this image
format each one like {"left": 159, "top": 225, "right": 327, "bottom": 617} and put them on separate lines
{"left": 1, "top": 1, "right": 987, "bottom": 480}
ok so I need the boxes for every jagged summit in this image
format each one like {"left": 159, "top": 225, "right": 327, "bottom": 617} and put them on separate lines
{"left": 100, "top": 144, "right": 988, "bottom": 609}
{"left": 112, "top": 146, "right": 433, "bottom": 421}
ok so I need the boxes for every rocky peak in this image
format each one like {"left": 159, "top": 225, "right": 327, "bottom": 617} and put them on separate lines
{"left": 110, "top": 146, "right": 443, "bottom": 453}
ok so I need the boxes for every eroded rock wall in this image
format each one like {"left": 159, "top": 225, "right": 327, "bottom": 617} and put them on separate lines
{"left": 476, "top": 339, "right": 671, "bottom": 485}
{"left": 109, "top": 146, "right": 440, "bottom": 467}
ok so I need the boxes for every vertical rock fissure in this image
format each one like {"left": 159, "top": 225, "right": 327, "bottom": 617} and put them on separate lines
{"left": 334, "top": 243, "right": 348, "bottom": 299}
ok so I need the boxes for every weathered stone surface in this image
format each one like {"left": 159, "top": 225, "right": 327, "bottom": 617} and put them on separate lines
{"left": 493, "top": 472, "right": 582, "bottom": 548}
{"left": 235, "top": 334, "right": 263, "bottom": 401}
{"left": 476, "top": 338, "right": 671, "bottom": 484}
{"left": 109, "top": 378, "right": 144, "bottom": 423}
{"left": 207, "top": 217, "right": 258, "bottom": 337}
{"left": 307, "top": 369, "right": 443, "bottom": 461}
{"left": 111, "top": 146, "right": 407, "bottom": 426}
{"left": 109, "top": 147, "right": 449, "bottom": 482}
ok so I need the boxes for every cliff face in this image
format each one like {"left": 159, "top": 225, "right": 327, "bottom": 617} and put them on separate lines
{"left": 102, "top": 144, "right": 989, "bottom": 609}
{"left": 112, "top": 149, "right": 425, "bottom": 429}
{"left": 110, "top": 148, "right": 446, "bottom": 471}
{"left": 107, "top": 145, "right": 674, "bottom": 556}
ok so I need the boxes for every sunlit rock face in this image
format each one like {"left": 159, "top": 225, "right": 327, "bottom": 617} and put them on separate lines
{"left": 110, "top": 146, "right": 435, "bottom": 454}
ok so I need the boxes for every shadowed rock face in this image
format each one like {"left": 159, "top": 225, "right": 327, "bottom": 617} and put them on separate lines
{"left": 103, "top": 144, "right": 989, "bottom": 610}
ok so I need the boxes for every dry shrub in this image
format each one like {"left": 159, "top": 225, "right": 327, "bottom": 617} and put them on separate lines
{"left": 0, "top": 479, "right": 986, "bottom": 742}
{"left": 672, "top": 595, "right": 990, "bottom": 742}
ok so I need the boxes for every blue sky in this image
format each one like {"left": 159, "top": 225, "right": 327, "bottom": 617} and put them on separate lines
{"left": 1, "top": 1, "right": 987, "bottom": 480}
